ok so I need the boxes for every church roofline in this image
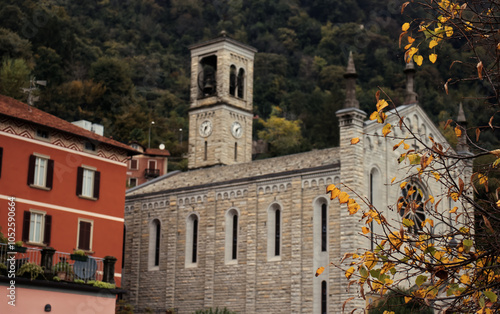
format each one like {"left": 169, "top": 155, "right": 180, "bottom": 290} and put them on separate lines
{"left": 188, "top": 34, "right": 257, "bottom": 53}
{"left": 125, "top": 161, "right": 340, "bottom": 201}
{"left": 126, "top": 170, "right": 182, "bottom": 194}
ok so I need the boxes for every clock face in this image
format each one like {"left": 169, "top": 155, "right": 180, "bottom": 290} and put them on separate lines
{"left": 231, "top": 121, "right": 243, "bottom": 138}
{"left": 199, "top": 120, "right": 213, "bottom": 137}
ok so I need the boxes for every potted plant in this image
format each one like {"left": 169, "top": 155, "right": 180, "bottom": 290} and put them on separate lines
{"left": 17, "top": 262, "right": 44, "bottom": 280}
{"left": 11, "top": 241, "right": 27, "bottom": 253}
{"left": 52, "top": 260, "right": 72, "bottom": 281}
{"left": 70, "top": 249, "right": 88, "bottom": 262}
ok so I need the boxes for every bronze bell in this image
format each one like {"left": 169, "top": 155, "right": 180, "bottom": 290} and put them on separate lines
{"left": 203, "top": 76, "right": 215, "bottom": 95}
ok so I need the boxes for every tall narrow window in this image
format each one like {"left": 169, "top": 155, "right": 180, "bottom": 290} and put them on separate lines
{"left": 122, "top": 225, "right": 126, "bottom": 268}
{"left": 229, "top": 65, "right": 236, "bottom": 96}
{"left": 370, "top": 168, "right": 382, "bottom": 251}
{"left": 234, "top": 143, "right": 238, "bottom": 161}
{"left": 76, "top": 166, "right": 100, "bottom": 199}
{"left": 321, "top": 204, "right": 327, "bottom": 251}
{"left": 232, "top": 214, "right": 238, "bottom": 260}
{"left": 155, "top": 222, "right": 161, "bottom": 266}
{"left": 275, "top": 209, "right": 281, "bottom": 256}
{"left": 192, "top": 217, "right": 198, "bottom": 263}
{"left": 321, "top": 281, "right": 327, "bottom": 314}
{"left": 148, "top": 219, "right": 161, "bottom": 269}
{"left": 204, "top": 141, "right": 207, "bottom": 161}
{"left": 267, "top": 203, "right": 282, "bottom": 260}
{"left": 186, "top": 214, "right": 199, "bottom": 267}
{"left": 0, "top": 147, "right": 3, "bottom": 179}
{"left": 237, "top": 68, "right": 245, "bottom": 98}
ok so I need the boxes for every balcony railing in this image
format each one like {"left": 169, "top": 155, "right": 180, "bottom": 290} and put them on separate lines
{"left": 0, "top": 243, "right": 115, "bottom": 284}
{"left": 144, "top": 168, "right": 160, "bottom": 178}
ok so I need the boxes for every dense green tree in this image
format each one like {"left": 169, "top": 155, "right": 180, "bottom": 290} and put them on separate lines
{"left": 0, "top": 58, "right": 30, "bottom": 100}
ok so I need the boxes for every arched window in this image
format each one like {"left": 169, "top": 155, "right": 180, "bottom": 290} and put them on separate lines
{"left": 369, "top": 167, "right": 382, "bottom": 251}
{"left": 313, "top": 197, "right": 329, "bottom": 254}
{"left": 148, "top": 219, "right": 161, "bottom": 269}
{"left": 267, "top": 203, "right": 282, "bottom": 260}
{"left": 225, "top": 208, "right": 239, "bottom": 263}
{"left": 399, "top": 183, "right": 425, "bottom": 234}
{"left": 186, "top": 214, "right": 199, "bottom": 267}
{"left": 321, "top": 204, "right": 327, "bottom": 251}
{"left": 229, "top": 65, "right": 236, "bottom": 96}
{"left": 198, "top": 56, "right": 217, "bottom": 98}
{"left": 237, "top": 68, "right": 245, "bottom": 98}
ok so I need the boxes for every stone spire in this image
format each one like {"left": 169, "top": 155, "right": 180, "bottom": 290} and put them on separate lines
{"left": 456, "top": 102, "right": 470, "bottom": 154}
{"left": 404, "top": 60, "right": 418, "bottom": 105}
{"left": 344, "top": 51, "right": 359, "bottom": 109}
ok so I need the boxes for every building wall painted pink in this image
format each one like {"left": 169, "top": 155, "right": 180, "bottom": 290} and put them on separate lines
{"left": 1, "top": 283, "right": 116, "bottom": 314}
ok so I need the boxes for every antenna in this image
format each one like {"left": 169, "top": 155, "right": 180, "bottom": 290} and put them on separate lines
{"left": 22, "top": 77, "right": 46, "bottom": 106}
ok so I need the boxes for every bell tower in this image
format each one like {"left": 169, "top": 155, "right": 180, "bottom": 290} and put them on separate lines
{"left": 187, "top": 33, "right": 257, "bottom": 169}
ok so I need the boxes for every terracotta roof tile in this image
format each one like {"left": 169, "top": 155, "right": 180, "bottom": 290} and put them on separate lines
{"left": 0, "top": 94, "right": 139, "bottom": 155}
{"left": 144, "top": 148, "right": 171, "bottom": 157}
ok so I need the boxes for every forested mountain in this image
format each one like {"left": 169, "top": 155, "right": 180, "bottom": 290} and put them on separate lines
{"left": 0, "top": 0, "right": 495, "bottom": 163}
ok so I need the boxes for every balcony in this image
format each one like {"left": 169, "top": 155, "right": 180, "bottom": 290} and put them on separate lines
{"left": 0, "top": 243, "right": 117, "bottom": 287}
{"left": 144, "top": 168, "right": 160, "bottom": 178}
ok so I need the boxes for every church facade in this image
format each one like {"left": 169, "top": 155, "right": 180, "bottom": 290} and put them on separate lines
{"left": 122, "top": 36, "right": 465, "bottom": 313}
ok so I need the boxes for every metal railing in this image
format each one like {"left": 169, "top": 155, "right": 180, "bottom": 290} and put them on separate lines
{"left": 144, "top": 168, "right": 160, "bottom": 178}
{"left": 0, "top": 243, "right": 104, "bottom": 282}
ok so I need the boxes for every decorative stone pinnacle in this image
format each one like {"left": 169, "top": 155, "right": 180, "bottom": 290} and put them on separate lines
{"left": 404, "top": 59, "right": 418, "bottom": 105}
{"left": 344, "top": 51, "right": 359, "bottom": 109}
{"left": 457, "top": 102, "right": 467, "bottom": 123}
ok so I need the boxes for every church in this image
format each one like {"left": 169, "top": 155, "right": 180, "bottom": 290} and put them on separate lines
{"left": 122, "top": 35, "right": 467, "bottom": 313}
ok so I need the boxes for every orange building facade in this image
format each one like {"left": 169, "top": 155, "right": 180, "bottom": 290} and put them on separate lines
{"left": 0, "top": 95, "right": 137, "bottom": 286}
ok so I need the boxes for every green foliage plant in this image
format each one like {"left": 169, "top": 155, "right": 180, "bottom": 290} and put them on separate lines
{"left": 17, "top": 263, "right": 44, "bottom": 280}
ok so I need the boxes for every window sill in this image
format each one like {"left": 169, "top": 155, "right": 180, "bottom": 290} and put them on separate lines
{"left": 77, "top": 249, "right": 95, "bottom": 255}
{"left": 268, "top": 256, "right": 281, "bottom": 262}
{"left": 185, "top": 262, "right": 198, "bottom": 268}
{"left": 148, "top": 266, "right": 160, "bottom": 271}
{"left": 29, "top": 184, "right": 51, "bottom": 191}
{"left": 225, "top": 259, "right": 238, "bottom": 265}
{"left": 78, "top": 195, "right": 98, "bottom": 201}
{"left": 26, "top": 242, "right": 46, "bottom": 247}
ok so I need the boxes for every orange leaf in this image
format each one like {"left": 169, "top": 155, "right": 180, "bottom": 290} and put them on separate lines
{"left": 376, "top": 99, "right": 389, "bottom": 112}
{"left": 408, "top": 36, "right": 415, "bottom": 44}
{"left": 339, "top": 192, "right": 349, "bottom": 204}
{"left": 449, "top": 206, "right": 458, "bottom": 213}
{"left": 362, "top": 227, "right": 370, "bottom": 234}
{"left": 455, "top": 126, "right": 462, "bottom": 137}
{"left": 345, "top": 267, "right": 355, "bottom": 279}
{"left": 450, "top": 192, "right": 459, "bottom": 201}
{"left": 477, "top": 61, "right": 483, "bottom": 80}
{"left": 403, "top": 142, "right": 410, "bottom": 150}
{"left": 402, "top": 23, "right": 410, "bottom": 32}
{"left": 330, "top": 187, "right": 341, "bottom": 200}
{"left": 351, "top": 137, "right": 360, "bottom": 145}
{"left": 429, "top": 53, "right": 437, "bottom": 64}
{"left": 443, "top": 119, "right": 452, "bottom": 130}
{"left": 444, "top": 79, "right": 451, "bottom": 95}
{"left": 315, "top": 266, "right": 325, "bottom": 277}
{"left": 326, "top": 184, "right": 336, "bottom": 193}
{"left": 476, "top": 128, "right": 481, "bottom": 141}
{"left": 348, "top": 199, "right": 360, "bottom": 214}
{"left": 489, "top": 116, "right": 494, "bottom": 129}
{"left": 401, "top": 2, "right": 410, "bottom": 14}
{"left": 400, "top": 181, "right": 408, "bottom": 189}
{"left": 429, "top": 40, "right": 438, "bottom": 49}
{"left": 483, "top": 215, "right": 494, "bottom": 233}
{"left": 382, "top": 124, "right": 392, "bottom": 137}
{"left": 391, "top": 177, "right": 396, "bottom": 183}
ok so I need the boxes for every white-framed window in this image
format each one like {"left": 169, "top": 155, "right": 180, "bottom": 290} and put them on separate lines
{"left": 28, "top": 154, "right": 54, "bottom": 189}
{"left": 77, "top": 218, "right": 93, "bottom": 251}
{"left": 185, "top": 213, "right": 199, "bottom": 267}
{"left": 22, "top": 210, "right": 51, "bottom": 245}
{"left": 267, "top": 202, "right": 282, "bottom": 261}
{"left": 149, "top": 219, "right": 161, "bottom": 270}
{"left": 225, "top": 208, "right": 239, "bottom": 264}
{"left": 77, "top": 166, "right": 100, "bottom": 199}
{"left": 128, "top": 177, "right": 138, "bottom": 187}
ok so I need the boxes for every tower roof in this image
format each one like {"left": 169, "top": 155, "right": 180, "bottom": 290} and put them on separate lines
{"left": 457, "top": 102, "right": 467, "bottom": 123}
{"left": 404, "top": 60, "right": 418, "bottom": 105}
{"left": 344, "top": 51, "right": 359, "bottom": 109}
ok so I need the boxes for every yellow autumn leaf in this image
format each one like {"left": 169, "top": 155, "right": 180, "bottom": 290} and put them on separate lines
{"left": 400, "top": 181, "right": 408, "bottom": 189}
{"left": 429, "top": 40, "right": 439, "bottom": 49}
{"left": 376, "top": 99, "right": 389, "bottom": 111}
{"left": 422, "top": 218, "right": 434, "bottom": 227}
{"left": 348, "top": 199, "right": 360, "bottom": 214}
{"left": 407, "top": 47, "right": 419, "bottom": 60}
{"left": 478, "top": 173, "right": 488, "bottom": 186}
{"left": 455, "top": 126, "right": 462, "bottom": 137}
{"left": 450, "top": 192, "right": 459, "bottom": 201}
{"left": 403, "top": 142, "right": 410, "bottom": 150}
{"left": 404, "top": 43, "right": 412, "bottom": 50}
{"left": 404, "top": 296, "right": 412, "bottom": 303}
{"left": 382, "top": 123, "right": 392, "bottom": 137}
{"left": 315, "top": 266, "right": 325, "bottom": 277}
{"left": 408, "top": 36, "right": 415, "bottom": 44}
{"left": 432, "top": 171, "right": 441, "bottom": 181}
{"left": 345, "top": 266, "right": 355, "bottom": 279}
{"left": 339, "top": 191, "right": 349, "bottom": 204}
{"left": 449, "top": 206, "right": 458, "bottom": 213}
{"left": 391, "top": 177, "right": 396, "bottom": 183}
{"left": 326, "top": 184, "right": 336, "bottom": 192}
{"left": 429, "top": 53, "right": 437, "bottom": 63}
{"left": 460, "top": 273, "right": 470, "bottom": 284}
{"left": 428, "top": 195, "right": 435, "bottom": 204}
{"left": 445, "top": 26, "right": 453, "bottom": 37}
{"left": 402, "top": 22, "right": 410, "bottom": 31}
{"left": 413, "top": 54, "right": 423, "bottom": 66}
{"left": 370, "top": 111, "right": 380, "bottom": 121}
{"left": 497, "top": 200, "right": 500, "bottom": 208}
{"left": 351, "top": 137, "right": 360, "bottom": 145}
{"left": 362, "top": 227, "right": 370, "bottom": 234}
{"left": 330, "top": 187, "right": 340, "bottom": 200}
{"left": 477, "top": 61, "right": 484, "bottom": 80}
{"left": 465, "top": 21, "right": 472, "bottom": 31}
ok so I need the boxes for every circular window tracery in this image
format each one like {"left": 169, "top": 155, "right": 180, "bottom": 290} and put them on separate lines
{"left": 399, "top": 184, "right": 426, "bottom": 233}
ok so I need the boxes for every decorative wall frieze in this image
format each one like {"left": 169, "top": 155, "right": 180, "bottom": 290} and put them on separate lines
{"left": 301, "top": 171, "right": 339, "bottom": 189}
{"left": 177, "top": 191, "right": 208, "bottom": 206}
{"left": 257, "top": 179, "right": 292, "bottom": 194}
{"left": 215, "top": 187, "right": 248, "bottom": 200}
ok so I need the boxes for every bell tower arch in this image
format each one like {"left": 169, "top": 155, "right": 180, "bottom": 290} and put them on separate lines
{"left": 188, "top": 33, "right": 257, "bottom": 169}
